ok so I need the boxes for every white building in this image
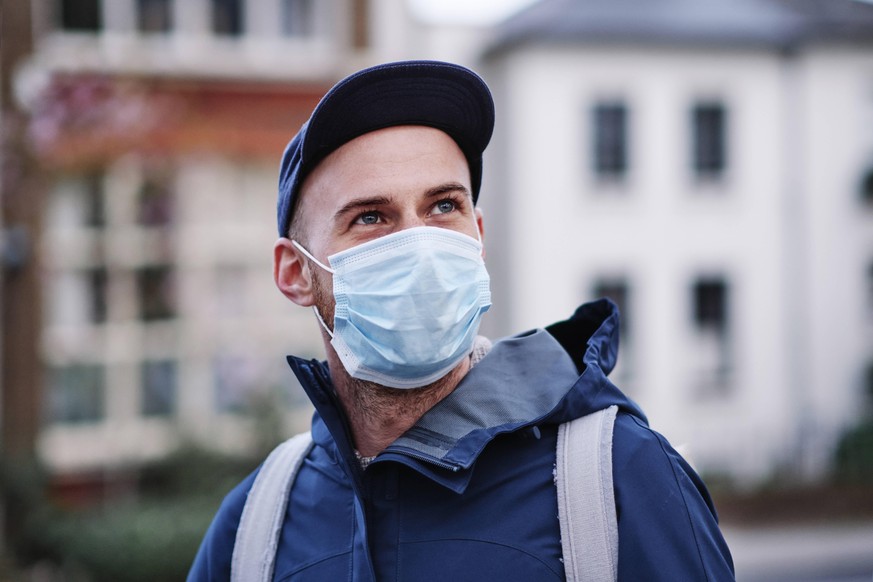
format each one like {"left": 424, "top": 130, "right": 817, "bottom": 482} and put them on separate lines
{"left": 478, "top": 0, "right": 873, "bottom": 485}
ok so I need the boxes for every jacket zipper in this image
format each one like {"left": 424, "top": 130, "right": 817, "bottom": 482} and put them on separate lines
{"left": 382, "top": 446, "right": 462, "bottom": 472}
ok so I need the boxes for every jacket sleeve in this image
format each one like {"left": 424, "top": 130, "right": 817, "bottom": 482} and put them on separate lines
{"left": 187, "top": 471, "right": 258, "bottom": 582}
{"left": 612, "top": 413, "right": 735, "bottom": 581}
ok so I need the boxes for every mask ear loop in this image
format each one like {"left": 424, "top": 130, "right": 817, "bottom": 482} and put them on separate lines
{"left": 291, "top": 240, "right": 336, "bottom": 338}
{"left": 471, "top": 207, "right": 484, "bottom": 245}
{"left": 291, "top": 240, "right": 335, "bottom": 274}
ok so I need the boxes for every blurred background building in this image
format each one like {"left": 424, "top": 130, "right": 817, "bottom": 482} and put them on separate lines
{"left": 2, "top": 0, "right": 873, "bottom": 544}
{"left": 479, "top": 0, "right": 873, "bottom": 486}
{"left": 6, "top": 0, "right": 450, "bottom": 504}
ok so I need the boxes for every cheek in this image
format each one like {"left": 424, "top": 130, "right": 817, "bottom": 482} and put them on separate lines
{"left": 309, "top": 266, "right": 332, "bottom": 300}
{"left": 309, "top": 267, "right": 336, "bottom": 321}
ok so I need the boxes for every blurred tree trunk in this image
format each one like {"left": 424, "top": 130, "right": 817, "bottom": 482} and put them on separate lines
{"left": 1, "top": 0, "right": 43, "bottom": 553}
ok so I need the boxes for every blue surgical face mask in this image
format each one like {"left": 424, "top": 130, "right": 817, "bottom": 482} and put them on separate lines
{"left": 293, "top": 226, "right": 491, "bottom": 389}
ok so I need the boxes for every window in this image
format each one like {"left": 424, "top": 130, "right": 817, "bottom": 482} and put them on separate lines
{"left": 137, "top": 174, "right": 174, "bottom": 226}
{"left": 861, "top": 168, "right": 873, "bottom": 206}
{"left": 137, "top": 266, "right": 176, "bottom": 321}
{"left": 137, "top": 0, "right": 172, "bottom": 33}
{"left": 84, "top": 172, "right": 105, "bottom": 227}
{"left": 212, "top": 0, "right": 243, "bottom": 36}
{"left": 866, "top": 261, "right": 873, "bottom": 316}
{"left": 141, "top": 360, "right": 176, "bottom": 416}
{"left": 692, "top": 102, "right": 727, "bottom": 178}
{"left": 592, "top": 102, "right": 628, "bottom": 179}
{"left": 213, "top": 355, "right": 256, "bottom": 413}
{"left": 693, "top": 278, "right": 729, "bottom": 335}
{"left": 865, "top": 360, "right": 873, "bottom": 407}
{"left": 593, "top": 278, "right": 630, "bottom": 337}
{"left": 282, "top": 0, "right": 314, "bottom": 37}
{"left": 690, "top": 277, "right": 732, "bottom": 396}
{"left": 47, "top": 173, "right": 104, "bottom": 229}
{"left": 88, "top": 267, "right": 108, "bottom": 323}
{"left": 592, "top": 277, "right": 634, "bottom": 383}
{"left": 47, "top": 364, "right": 105, "bottom": 423}
{"left": 59, "top": 0, "right": 102, "bottom": 31}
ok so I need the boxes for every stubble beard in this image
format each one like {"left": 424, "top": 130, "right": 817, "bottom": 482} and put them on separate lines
{"left": 308, "top": 263, "right": 465, "bottom": 433}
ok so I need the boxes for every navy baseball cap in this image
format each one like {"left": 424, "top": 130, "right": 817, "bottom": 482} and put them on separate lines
{"left": 276, "top": 60, "right": 495, "bottom": 236}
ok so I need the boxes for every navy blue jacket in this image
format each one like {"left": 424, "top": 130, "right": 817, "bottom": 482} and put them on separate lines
{"left": 189, "top": 299, "right": 735, "bottom": 581}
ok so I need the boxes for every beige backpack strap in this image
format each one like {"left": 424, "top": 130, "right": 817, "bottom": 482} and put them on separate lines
{"left": 231, "top": 431, "right": 313, "bottom": 582}
{"left": 555, "top": 405, "right": 619, "bottom": 582}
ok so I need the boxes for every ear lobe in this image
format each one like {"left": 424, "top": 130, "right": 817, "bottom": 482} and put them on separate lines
{"left": 273, "top": 238, "right": 315, "bottom": 306}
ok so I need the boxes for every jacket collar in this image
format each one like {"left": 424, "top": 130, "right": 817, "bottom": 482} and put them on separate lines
{"left": 286, "top": 299, "right": 641, "bottom": 494}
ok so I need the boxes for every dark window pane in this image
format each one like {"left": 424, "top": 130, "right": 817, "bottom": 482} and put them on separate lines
{"left": 59, "top": 0, "right": 102, "bottom": 31}
{"left": 282, "top": 0, "right": 314, "bottom": 36}
{"left": 867, "top": 261, "right": 873, "bottom": 314}
{"left": 861, "top": 168, "right": 873, "bottom": 205}
{"left": 592, "top": 102, "right": 628, "bottom": 178}
{"left": 47, "top": 364, "right": 105, "bottom": 423}
{"left": 88, "top": 267, "right": 108, "bottom": 323}
{"left": 212, "top": 0, "right": 243, "bottom": 36}
{"left": 141, "top": 360, "right": 176, "bottom": 416}
{"left": 137, "top": 0, "right": 172, "bottom": 33}
{"left": 693, "top": 278, "right": 729, "bottom": 334}
{"left": 593, "top": 278, "right": 630, "bottom": 336}
{"left": 84, "top": 172, "right": 105, "bottom": 227}
{"left": 214, "top": 355, "right": 254, "bottom": 413}
{"left": 137, "top": 266, "right": 176, "bottom": 321}
{"left": 692, "top": 103, "right": 727, "bottom": 176}
{"left": 138, "top": 174, "right": 174, "bottom": 226}
{"left": 865, "top": 361, "right": 873, "bottom": 405}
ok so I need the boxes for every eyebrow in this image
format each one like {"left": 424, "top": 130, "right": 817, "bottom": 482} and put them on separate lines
{"left": 332, "top": 195, "right": 392, "bottom": 224}
{"left": 331, "top": 182, "right": 472, "bottom": 224}
{"left": 425, "top": 182, "right": 471, "bottom": 200}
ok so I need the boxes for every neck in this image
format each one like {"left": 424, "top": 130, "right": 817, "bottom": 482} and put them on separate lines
{"left": 327, "top": 351, "right": 470, "bottom": 457}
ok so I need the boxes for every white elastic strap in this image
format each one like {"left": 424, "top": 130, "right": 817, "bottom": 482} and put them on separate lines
{"left": 472, "top": 215, "right": 482, "bottom": 244}
{"left": 291, "top": 240, "right": 334, "bottom": 273}
{"left": 556, "top": 405, "right": 619, "bottom": 582}
{"left": 311, "top": 306, "right": 334, "bottom": 338}
{"left": 231, "top": 431, "right": 314, "bottom": 582}
{"left": 291, "top": 240, "right": 335, "bottom": 338}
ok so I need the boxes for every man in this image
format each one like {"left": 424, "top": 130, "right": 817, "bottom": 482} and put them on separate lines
{"left": 189, "top": 60, "right": 735, "bottom": 581}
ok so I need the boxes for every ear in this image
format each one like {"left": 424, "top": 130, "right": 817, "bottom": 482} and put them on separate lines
{"left": 475, "top": 207, "right": 486, "bottom": 258}
{"left": 273, "top": 238, "right": 315, "bottom": 307}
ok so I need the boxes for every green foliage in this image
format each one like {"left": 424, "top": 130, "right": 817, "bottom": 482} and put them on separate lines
{"left": 38, "top": 498, "right": 217, "bottom": 582}
{"left": 0, "top": 456, "right": 57, "bottom": 565}
{"left": 834, "top": 420, "right": 873, "bottom": 484}
{"left": 2, "top": 445, "right": 262, "bottom": 581}
{"left": 138, "top": 443, "right": 261, "bottom": 499}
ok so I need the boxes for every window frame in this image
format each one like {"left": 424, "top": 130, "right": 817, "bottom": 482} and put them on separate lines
{"left": 691, "top": 101, "right": 728, "bottom": 180}
{"left": 136, "top": 0, "right": 173, "bottom": 34}
{"left": 141, "top": 359, "right": 178, "bottom": 417}
{"left": 58, "top": 0, "right": 102, "bottom": 32}
{"left": 591, "top": 100, "right": 630, "bottom": 181}
{"left": 211, "top": 0, "right": 244, "bottom": 36}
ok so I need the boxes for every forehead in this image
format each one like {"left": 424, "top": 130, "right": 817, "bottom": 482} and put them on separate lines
{"left": 295, "top": 126, "right": 471, "bottom": 223}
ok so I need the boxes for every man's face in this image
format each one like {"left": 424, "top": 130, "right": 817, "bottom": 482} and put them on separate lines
{"left": 292, "top": 125, "right": 483, "bottom": 324}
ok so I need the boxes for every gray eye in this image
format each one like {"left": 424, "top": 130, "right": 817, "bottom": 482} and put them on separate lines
{"left": 435, "top": 200, "right": 455, "bottom": 214}
{"left": 357, "top": 212, "right": 379, "bottom": 225}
